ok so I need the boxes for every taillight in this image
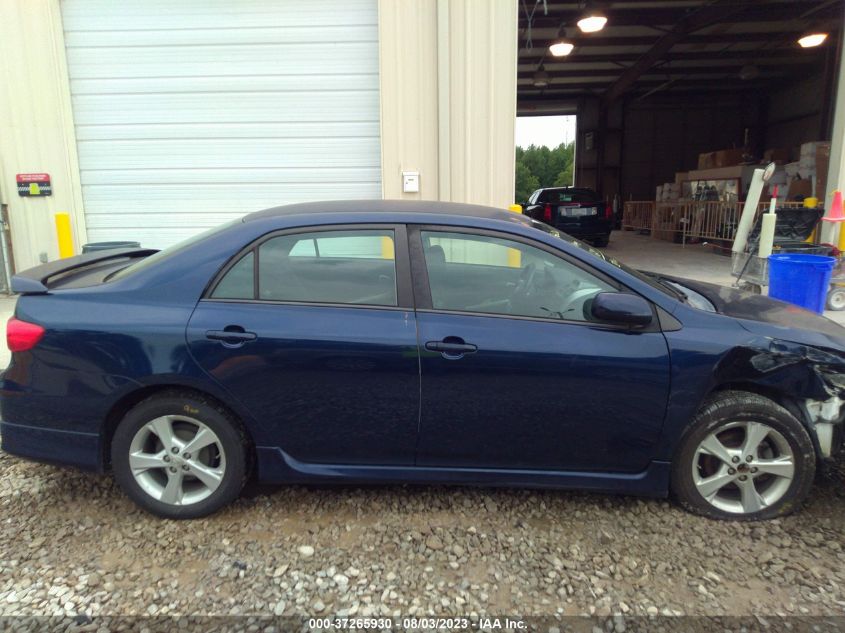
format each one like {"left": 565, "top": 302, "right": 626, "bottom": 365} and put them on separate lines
{"left": 543, "top": 204, "right": 552, "bottom": 222}
{"left": 7, "top": 317, "right": 45, "bottom": 352}
{"left": 604, "top": 203, "right": 613, "bottom": 220}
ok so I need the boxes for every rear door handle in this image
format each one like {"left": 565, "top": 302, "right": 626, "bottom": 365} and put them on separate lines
{"left": 425, "top": 338, "right": 478, "bottom": 359}
{"left": 206, "top": 328, "right": 257, "bottom": 346}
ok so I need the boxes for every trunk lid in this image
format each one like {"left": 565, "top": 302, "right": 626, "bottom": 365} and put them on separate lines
{"left": 11, "top": 248, "right": 157, "bottom": 294}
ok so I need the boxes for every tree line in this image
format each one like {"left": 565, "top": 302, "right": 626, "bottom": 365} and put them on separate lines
{"left": 515, "top": 142, "right": 575, "bottom": 204}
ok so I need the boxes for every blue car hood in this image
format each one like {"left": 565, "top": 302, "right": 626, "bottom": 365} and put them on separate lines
{"left": 670, "top": 277, "right": 845, "bottom": 352}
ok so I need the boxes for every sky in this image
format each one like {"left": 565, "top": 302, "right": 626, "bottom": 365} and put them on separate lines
{"left": 515, "top": 115, "right": 576, "bottom": 149}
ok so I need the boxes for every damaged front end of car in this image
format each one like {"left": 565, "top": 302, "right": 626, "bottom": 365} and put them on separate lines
{"left": 719, "top": 337, "right": 845, "bottom": 460}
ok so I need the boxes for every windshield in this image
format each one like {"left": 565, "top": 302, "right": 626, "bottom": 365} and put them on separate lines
{"left": 109, "top": 220, "right": 240, "bottom": 282}
{"left": 525, "top": 218, "right": 679, "bottom": 299}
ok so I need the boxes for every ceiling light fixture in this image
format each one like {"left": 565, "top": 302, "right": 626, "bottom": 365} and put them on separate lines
{"left": 549, "top": 40, "right": 575, "bottom": 57}
{"left": 532, "top": 65, "right": 550, "bottom": 88}
{"left": 798, "top": 32, "right": 828, "bottom": 48}
{"left": 577, "top": 12, "right": 607, "bottom": 33}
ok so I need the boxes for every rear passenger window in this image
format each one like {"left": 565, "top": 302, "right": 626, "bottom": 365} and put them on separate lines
{"left": 258, "top": 230, "right": 397, "bottom": 306}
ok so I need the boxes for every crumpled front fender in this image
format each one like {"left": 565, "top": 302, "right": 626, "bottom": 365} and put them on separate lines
{"left": 716, "top": 337, "right": 845, "bottom": 401}
{"left": 715, "top": 337, "right": 845, "bottom": 457}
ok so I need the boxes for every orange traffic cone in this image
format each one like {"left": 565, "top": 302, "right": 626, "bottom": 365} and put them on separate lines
{"left": 823, "top": 190, "right": 845, "bottom": 222}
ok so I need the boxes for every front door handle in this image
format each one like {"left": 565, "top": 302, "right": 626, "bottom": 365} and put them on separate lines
{"left": 425, "top": 338, "right": 478, "bottom": 359}
{"left": 206, "top": 327, "right": 257, "bottom": 347}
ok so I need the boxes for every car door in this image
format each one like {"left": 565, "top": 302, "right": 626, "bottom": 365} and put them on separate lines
{"left": 186, "top": 225, "right": 420, "bottom": 466}
{"left": 410, "top": 226, "right": 671, "bottom": 473}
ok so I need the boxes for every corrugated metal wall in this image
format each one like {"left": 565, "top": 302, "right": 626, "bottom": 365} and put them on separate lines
{"left": 61, "top": 0, "right": 382, "bottom": 248}
{"left": 378, "top": 0, "right": 517, "bottom": 207}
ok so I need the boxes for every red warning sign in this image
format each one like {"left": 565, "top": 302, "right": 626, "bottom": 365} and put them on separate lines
{"left": 16, "top": 173, "right": 52, "bottom": 197}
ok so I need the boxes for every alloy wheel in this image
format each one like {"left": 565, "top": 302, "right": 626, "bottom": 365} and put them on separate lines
{"left": 692, "top": 421, "right": 795, "bottom": 515}
{"left": 127, "top": 415, "right": 226, "bottom": 506}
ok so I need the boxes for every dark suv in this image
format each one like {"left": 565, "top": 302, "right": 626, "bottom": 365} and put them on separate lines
{"left": 523, "top": 187, "right": 612, "bottom": 247}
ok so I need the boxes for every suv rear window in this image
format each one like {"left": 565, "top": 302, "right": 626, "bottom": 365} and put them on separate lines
{"left": 542, "top": 189, "right": 598, "bottom": 204}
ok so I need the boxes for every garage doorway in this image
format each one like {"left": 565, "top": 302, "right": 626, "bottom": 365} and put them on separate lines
{"left": 517, "top": 0, "right": 843, "bottom": 250}
{"left": 514, "top": 114, "right": 577, "bottom": 205}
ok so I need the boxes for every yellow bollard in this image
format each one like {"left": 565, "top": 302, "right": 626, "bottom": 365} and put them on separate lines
{"left": 381, "top": 235, "right": 395, "bottom": 259}
{"left": 54, "top": 213, "right": 75, "bottom": 259}
{"left": 506, "top": 205, "right": 523, "bottom": 267}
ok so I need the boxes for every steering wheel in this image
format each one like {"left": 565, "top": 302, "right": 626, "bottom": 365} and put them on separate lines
{"left": 560, "top": 285, "right": 602, "bottom": 319}
{"left": 510, "top": 263, "right": 537, "bottom": 304}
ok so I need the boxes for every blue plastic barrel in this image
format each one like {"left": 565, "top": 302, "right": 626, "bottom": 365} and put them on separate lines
{"left": 768, "top": 253, "right": 836, "bottom": 313}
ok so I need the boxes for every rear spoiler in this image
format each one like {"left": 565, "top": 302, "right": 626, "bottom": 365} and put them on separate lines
{"left": 11, "top": 248, "right": 158, "bottom": 294}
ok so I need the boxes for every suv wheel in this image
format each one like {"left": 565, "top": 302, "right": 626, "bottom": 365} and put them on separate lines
{"left": 111, "top": 391, "right": 250, "bottom": 519}
{"left": 671, "top": 391, "right": 815, "bottom": 521}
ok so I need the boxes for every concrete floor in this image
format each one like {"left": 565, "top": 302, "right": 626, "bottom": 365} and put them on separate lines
{"left": 0, "top": 233, "right": 840, "bottom": 370}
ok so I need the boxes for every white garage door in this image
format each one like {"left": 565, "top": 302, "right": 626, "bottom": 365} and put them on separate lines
{"left": 61, "top": 0, "right": 381, "bottom": 249}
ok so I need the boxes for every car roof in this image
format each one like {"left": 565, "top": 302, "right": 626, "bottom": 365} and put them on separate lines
{"left": 539, "top": 187, "right": 596, "bottom": 192}
{"left": 244, "top": 199, "right": 522, "bottom": 224}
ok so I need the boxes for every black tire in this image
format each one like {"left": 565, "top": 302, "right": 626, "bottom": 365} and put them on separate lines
{"left": 593, "top": 235, "right": 610, "bottom": 247}
{"left": 670, "top": 390, "right": 815, "bottom": 521}
{"left": 111, "top": 390, "right": 250, "bottom": 519}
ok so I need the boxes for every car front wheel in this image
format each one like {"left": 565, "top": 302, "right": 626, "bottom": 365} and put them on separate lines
{"left": 111, "top": 391, "right": 250, "bottom": 519}
{"left": 671, "top": 391, "right": 815, "bottom": 521}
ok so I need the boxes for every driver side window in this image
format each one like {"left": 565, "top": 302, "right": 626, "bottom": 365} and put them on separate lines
{"left": 421, "top": 231, "right": 615, "bottom": 322}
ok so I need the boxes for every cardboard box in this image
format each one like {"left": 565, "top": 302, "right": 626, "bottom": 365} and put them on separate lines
{"left": 663, "top": 183, "right": 680, "bottom": 202}
{"left": 698, "top": 152, "right": 716, "bottom": 170}
{"left": 763, "top": 148, "right": 790, "bottom": 164}
{"left": 787, "top": 177, "right": 812, "bottom": 200}
{"left": 801, "top": 141, "right": 830, "bottom": 157}
{"left": 713, "top": 148, "right": 745, "bottom": 168}
{"left": 675, "top": 172, "right": 688, "bottom": 185}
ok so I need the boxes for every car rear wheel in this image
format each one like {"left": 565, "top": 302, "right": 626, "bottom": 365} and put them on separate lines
{"left": 592, "top": 235, "right": 610, "bottom": 247}
{"left": 670, "top": 391, "right": 815, "bottom": 521}
{"left": 111, "top": 391, "right": 250, "bottom": 519}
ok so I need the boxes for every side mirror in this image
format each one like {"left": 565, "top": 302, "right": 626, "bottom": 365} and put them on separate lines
{"left": 590, "top": 292, "right": 653, "bottom": 326}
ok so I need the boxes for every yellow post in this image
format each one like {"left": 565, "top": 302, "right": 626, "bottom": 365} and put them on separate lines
{"left": 54, "top": 213, "right": 75, "bottom": 259}
{"left": 507, "top": 204, "right": 522, "bottom": 266}
{"left": 381, "top": 235, "right": 395, "bottom": 259}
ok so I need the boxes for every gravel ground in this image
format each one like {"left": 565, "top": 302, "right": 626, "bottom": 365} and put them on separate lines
{"left": 2, "top": 449, "right": 845, "bottom": 621}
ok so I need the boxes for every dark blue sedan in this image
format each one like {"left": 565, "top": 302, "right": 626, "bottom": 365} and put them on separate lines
{"left": 2, "top": 201, "right": 844, "bottom": 520}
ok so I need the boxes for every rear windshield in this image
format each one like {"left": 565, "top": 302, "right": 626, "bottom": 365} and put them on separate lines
{"left": 542, "top": 189, "right": 598, "bottom": 204}
{"left": 108, "top": 220, "right": 239, "bottom": 282}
